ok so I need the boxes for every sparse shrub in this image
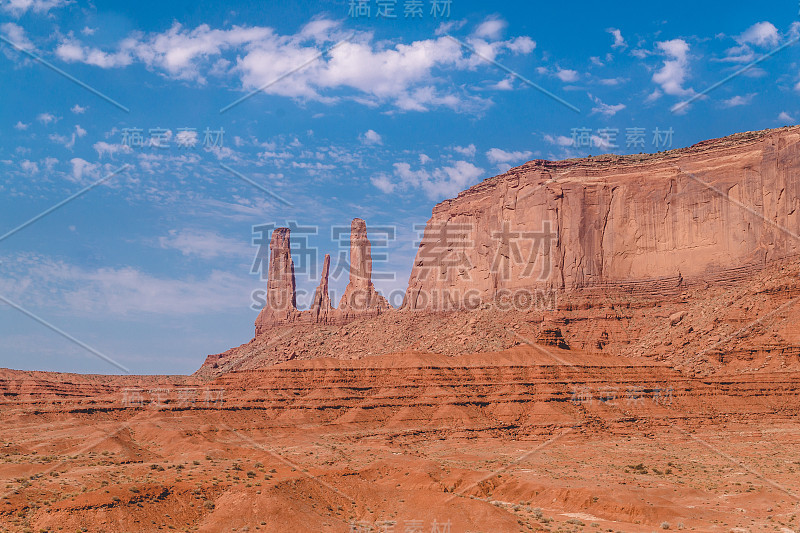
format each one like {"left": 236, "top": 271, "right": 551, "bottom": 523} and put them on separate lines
{"left": 661, "top": 522, "right": 670, "bottom": 530}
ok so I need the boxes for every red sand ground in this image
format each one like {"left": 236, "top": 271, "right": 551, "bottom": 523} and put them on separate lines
{"left": 1, "top": 346, "right": 799, "bottom": 532}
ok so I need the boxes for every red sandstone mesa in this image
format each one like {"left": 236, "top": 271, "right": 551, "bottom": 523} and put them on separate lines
{"left": 403, "top": 126, "right": 800, "bottom": 310}
{"left": 202, "top": 126, "right": 800, "bottom": 376}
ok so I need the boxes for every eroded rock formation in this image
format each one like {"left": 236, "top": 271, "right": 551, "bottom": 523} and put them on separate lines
{"left": 337, "top": 218, "right": 391, "bottom": 321}
{"left": 207, "top": 126, "right": 800, "bottom": 375}
{"left": 254, "top": 218, "right": 390, "bottom": 336}
{"left": 403, "top": 126, "right": 800, "bottom": 311}
{"left": 310, "top": 254, "right": 333, "bottom": 324}
{"left": 254, "top": 228, "right": 298, "bottom": 333}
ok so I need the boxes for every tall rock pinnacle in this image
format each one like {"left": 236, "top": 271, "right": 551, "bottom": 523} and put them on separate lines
{"left": 310, "top": 253, "right": 332, "bottom": 323}
{"left": 254, "top": 227, "right": 299, "bottom": 335}
{"left": 254, "top": 219, "right": 391, "bottom": 334}
{"left": 338, "top": 218, "right": 391, "bottom": 320}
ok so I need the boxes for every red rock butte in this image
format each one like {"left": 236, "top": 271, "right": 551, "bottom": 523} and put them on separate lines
{"left": 204, "top": 126, "right": 800, "bottom": 375}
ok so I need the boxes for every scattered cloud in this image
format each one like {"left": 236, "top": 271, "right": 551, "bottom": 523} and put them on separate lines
{"left": 0, "top": 22, "right": 33, "bottom": 50}
{"left": 652, "top": 39, "right": 694, "bottom": 97}
{"left": 158, "top": 229, "right": 250, "bottom": 260}
{"left": 738, "top": 21, "right": 779, "bottom": 48}
{"left": 69, "top": 157, "right": 99, "bottom": 182}
{"left": 376, "top": 160, "right": 484, "bottom": 200}
{"left": 721, "top": 93, "right": 755, "bottom": 108}
{"left": 556, "top": 68, "right": 579, "bottom": 83}
{"left": 589, "top": 94, "right": 626, "bottom": 116}
{"left": 70, "top": 104, "right": 87, "bottom": 114}
{"left": 452, "top": 144, "right": 476, "bottom": 157}
{"left": 52, "top": 19, "right": 536, "bottom": 113}
{"left": 93, "top": 141, "right": 131, "bottom": 158}
{"left": 370, "top": 173, "right": 396, "bottom": 194}
{"left": 544, "top": 134, "right": 574, "bottom": 147}
{"left": 19, "top": 159, "right": 38, "bottom": 174}
{"left": 485, "top": 148, "right": 533, "bottom": 172}
{"left": 0, "top": 254, "right": 256, "bottom": 316}
{"left": 14, "top": 120, "right": 28, "bottom": 130}
{"left": 37, "top": 112, "right": 59, "bottom": 125}
{"left": 360, "top": 129, "right": 382, "bottom": 145}
{"left": 607, "top": 28, "right": 626, "bottom": 49}
{"left": 474, "top": 17, "right": 507, "bottom": 40}
{"left": 0, "top": 0, "right": 70, "bottom": 16}
{"left": 778, "top": 111, "right": 795, "bottom": 123}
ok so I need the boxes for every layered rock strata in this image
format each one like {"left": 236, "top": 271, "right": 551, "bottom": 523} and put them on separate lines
{"left": 403, "top": 126, "right": 800, "bottom": 311}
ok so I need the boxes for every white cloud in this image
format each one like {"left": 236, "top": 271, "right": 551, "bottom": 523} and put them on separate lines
{"left": 598, "top": 77, "right": 626, "bottom": 86}
{"left": 19, "top": 159, "right": 38, "bottom": 174}
{"left": 589, "top": 94, "right": 626, "bottom": 116}
{"left": 419, "top": 153, "right": 431, "bottom": 164}
{"left": 42, "top": 157, "right": 58, "bottom": 171}
{"left": 69, "top": 157, "right": 99, "bottom": 182}
{"left": 74, "top": 124, "right": 87, "bottom": 137}
{"left": 652, "top": 39, "right": 694, "bottom": 97}
{"left": 70, "top": 104, "right": 87, "bottom": 114}
{"left": 158, "top": 229, "right": 250, "bottom": 259}
{"left": 544, "top": 134, "right": 574, "bottom": 147}
{"left": 590, "top": 135, "right": 613, "bottom": 151}
{"left": 56, "top": 40, "right": 133, "bottom": 68}
{"left": 93, "top": 141, "right": 131, "bottom": 158}
{"left": 14, "top": 121, "right": 28, "bottom": 130}
{"left": 485, "top": 148, "right": 533, "bottom": 166}
{"left": 49, "top": 132, "right": 75, "bottom": 150}
{"left": 607, "top": 28, "right": 626, "bottom": 49}
{"left": 645, "top": 88, "right": 662, "bottom": 103}
{"left": 360, "top": 129, "right": 382, "bottom": 145}
{"left": 489, "top": 76, "right": 514, "bottom": 90}
{"left": 556, "top": 68, "right": 579, "bottom": 82}
{"left": 0, "top": 22, "right": 33, "bottom": 50}
{"left": 1, "top": 0, "right": 69, "bottom": 16}
{"left": 474, "top": 17, "right": 507, "bottom": 40}
{"left": 721, "top": 93, "right": 755, "bottom": 107}
{"left": 778, "top": 111, "right": 795, "bottom": 123}
{"left": 383, "top": 160, "right": 484, "bottom": 200}
{"left": 505, "top": 36, "right": 535, "bottom": 54}
{"left": 452, "top": 144, "right": 476, "bottom": 157}
{"left": 37, "top": 112, "right": 58, "bottom": 125}
{"left": 370, "top": 173, "right": 396, "bottom": 194}
{"left": 0, "top": 254, "right": 256, "bottom": 316}
{"left": 738, "top": 21, "right": 779, "bottom": 47}
{"left": 54, "top": 20, "right": 536, "bottom": 112}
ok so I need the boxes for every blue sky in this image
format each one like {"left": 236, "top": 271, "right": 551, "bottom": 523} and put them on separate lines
{"left": 0, "top": 0, "right": 798, "bottom": 375}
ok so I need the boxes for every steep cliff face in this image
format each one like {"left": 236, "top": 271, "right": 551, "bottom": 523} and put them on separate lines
{"left": 403, "top": 127, "right": 800, "bottom": 310}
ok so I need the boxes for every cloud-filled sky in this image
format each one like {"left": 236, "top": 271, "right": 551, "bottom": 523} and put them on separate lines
{"left": 1, "top": 0, "right": 799, "bottom": 374}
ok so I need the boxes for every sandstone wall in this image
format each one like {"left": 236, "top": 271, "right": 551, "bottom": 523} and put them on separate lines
{"left": 403, "top": 127, "right": 800, "bottom": 310}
